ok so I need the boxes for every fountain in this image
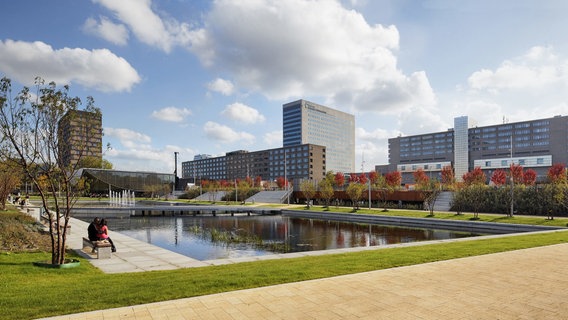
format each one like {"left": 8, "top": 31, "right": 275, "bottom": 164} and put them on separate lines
{"left": 109, "top": 190, "right": 135, "bottom": 207}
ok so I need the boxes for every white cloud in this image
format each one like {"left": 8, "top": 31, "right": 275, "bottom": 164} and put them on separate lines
{"left": 207, "top": 78, "right": 235, "bottom": 95}
{"left": 459, "top": 46, "right": 568, "bottom": 126}
{"left": 104, "top": 127, "right": 151, "bottom": 149}
{"left": 0, "top": 39, "right": 140, "bottom": 92}
{"left": 468, "top": 46, "right": 565, "bottom": 92}
{"left": 151, "top": 107, "right": 192, "bottom": 122}
{"left": 203, "top": 121, "right": 255, "bottom": 144}
{"left": 106, "top": 144, "right": 195, "bottom": 173}
{"left": 263, "top": 130, "right": 282, "bottom": 146}
{"left": 93, "top": 0, "right": 196, "bottom": 53}
{"left": 83, "top": 16, "right": 129, "bottom": 46}
{"left": 186, "top": 0, "right": 435, "bottom": 114}
{"left": 221, "top": 103, "right": 265, "bottom": 124}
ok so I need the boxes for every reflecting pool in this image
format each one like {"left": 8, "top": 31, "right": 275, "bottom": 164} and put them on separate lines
{"left": 89, "top": 215, "right": 481, "bottom": 261}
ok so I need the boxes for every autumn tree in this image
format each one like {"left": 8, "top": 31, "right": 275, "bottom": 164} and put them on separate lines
{"left": 462, "top": 167, "right": 486, "bottom": 186}
{"left": 334, "top": 172, "right": 345, "bottom": 188}
{"left": 413, "top": 169, "right": 440, "bottom": 215}
{"left": 0, "top": 161, "right": 20, "bottom": 210}
{"left": 523, "top": 169, "right": 537, "bottom": 186}
{"left": 441, "top": 166, "right": 455, "bottom": 190}
{"left": 0, "top": 77, "right": 99, "bottom": 265}
{"left": 346, "top": 181, "right": 365, "bottom": 210}
{"left": 490, "top": 169, "right": 507, "bottom": 186}
{"left": 318, "top": 177, "right": 334, "bottom": 208}
{"left": 276, "top": 176, "right": 287, "bottom": 189}
{"left": 385, "top": 171, "right": 402, "bottom": 188}
{"left": 300, "top": 179, "right": 316, "bottom": 207}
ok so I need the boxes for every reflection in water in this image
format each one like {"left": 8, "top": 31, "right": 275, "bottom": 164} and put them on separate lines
{"left": 99, "top": 216, "right": 481, "bottom": 261}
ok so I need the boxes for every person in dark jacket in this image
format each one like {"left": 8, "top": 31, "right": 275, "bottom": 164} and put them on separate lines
{"left": 87, "top": 217, "right": 101, "bottom": 241}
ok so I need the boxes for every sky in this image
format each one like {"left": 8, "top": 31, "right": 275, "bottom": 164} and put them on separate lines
{"left": 1, "top": 0, "right": 567, "bottom": 175}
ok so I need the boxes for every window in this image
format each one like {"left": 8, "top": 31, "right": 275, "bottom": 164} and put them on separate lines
{"left": 537, "top": 158, "right": 544, "bottom": 165}
{"left": 485, "top": 161, "right": 491, "bottom": 167}
{"left": 501, "top": 160, "right": 507, "bottom": 166}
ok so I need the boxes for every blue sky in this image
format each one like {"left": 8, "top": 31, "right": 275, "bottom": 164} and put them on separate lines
{"left": 1, "top": 0, "right": 567, "bottom": 175}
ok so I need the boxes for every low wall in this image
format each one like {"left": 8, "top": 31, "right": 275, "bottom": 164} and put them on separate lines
{"left": 281, "top": 210, "right": 564, "bottom": 234}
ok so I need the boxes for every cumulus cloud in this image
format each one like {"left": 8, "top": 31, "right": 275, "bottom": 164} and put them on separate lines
{"left": 460, "top": 46, "right": 568, "bottom": 125}
{"left": 83, "top": 16, "right": 129, "bottom": 46}
{"left": 151, "top": 106, "right": 192, "bottom": 122}
{"left": 221, "top": 103, "right": 265, "bottom": 124}
{"left": 185, "top": 0, "right": 435, "bottom": 114}
{"left": 203, "top": 121, "right": 255, "bottom": 144}
{"left": 468, "top": 46, "right": 566, "bottom": 92}
{"left": 207, "top": 78, "right": 235, "bottom": 95}
{"left": 92, "top": 0, "right": 197, "bottom": 53}
{"left": 263, "top": 130, "right": 282, "bottom": 146}
{"left": 106, "top": 144, "right": 195, "bottom": 172}
{"left": 104, "top": 127, "right": 151, "bottom": 149}
{"left": 0, "top": 39, "right": 140, "bottom": 92}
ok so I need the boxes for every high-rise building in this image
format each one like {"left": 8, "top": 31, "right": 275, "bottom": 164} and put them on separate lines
{"left": 58, "top": 110, "right": 103, "bottom": 168}
{"left": 383, "top": 115, "right": 568, "bottom": 184}
{"left": 283, "top": 99, "right": 355, "bottom": 173}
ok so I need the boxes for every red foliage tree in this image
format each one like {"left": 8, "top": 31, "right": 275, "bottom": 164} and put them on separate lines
{"left": 547, "top": 163, "right": 567, "bottom": 183}
{"left": 334, "top": 172, "right": 345, "bottom": 187}
{"left": 254, "top": 175, "right": 262, "bottom": 187}
{"left": 441, "top": 166, "right": 455, "bottom": 186}
{"left": 413, "top": 168, "right": 429, "bottom": 187}
{"left": 490, "top": 169, "right": 507, "bottom": 186}
{"left": 358, "top": 173, "right": 368, "bottom": 185}
{"left": 276, "top": 176, "right": 287, "bottom": 188}
{"left": 385, "top": 171, "right": 401, "bottom": 188}
{"left": 368, "top": 171, "right": 379, "bottom": 185}
{"left": 523, "top": 169, "right": 537, "bottom": 185}
{"left": 462, "top": 167, "right": 486, "bottom": 186}
{"left": 349, "top": 173, "right": 358, "bottom": 183}
{"left": 509, "top": 164, "right": 524, "bottom": 184}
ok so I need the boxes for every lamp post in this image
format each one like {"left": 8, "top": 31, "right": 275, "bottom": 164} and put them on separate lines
{"left": 510, "top": 136, "right": 514, "bottom": 217}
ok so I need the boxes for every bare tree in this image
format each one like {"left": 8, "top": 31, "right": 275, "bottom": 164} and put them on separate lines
{"left": 0, "top": 77, "right": 98, "bottom": 265}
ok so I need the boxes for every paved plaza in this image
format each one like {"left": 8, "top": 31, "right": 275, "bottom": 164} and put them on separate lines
{"left": 41, "top": 217, "right": 568, "bottom": 319}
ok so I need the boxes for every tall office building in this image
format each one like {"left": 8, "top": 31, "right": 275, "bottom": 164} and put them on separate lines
{"left": 58, "top": 110, "right": 103, "bottom": 168}
{"left": 283, "top": 99, "right": 355, "bottom": 173}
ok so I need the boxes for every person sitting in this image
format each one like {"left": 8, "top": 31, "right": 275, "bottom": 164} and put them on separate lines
{"left": 87, "top": 217, "right": 101, "bottom": 241}
{"left": 99, "top": 219, "right": 117, "bottom": 252}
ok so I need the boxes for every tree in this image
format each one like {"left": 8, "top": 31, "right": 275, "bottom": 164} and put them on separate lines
{"left": 413, "top": 169, "right": 440, "bottom": 215}
{"left": 334, "top": 172, "right": 345, "bottom": 188}
{"left": 490, "top": 169, "right": 507, "bottom": 186}
{"left": 547, "top": 163, "right": 566, "bottom": 183}
{"left": 385, "top": 171, "right": 401, "bottom": 188}
{"left": 318, "top": 178, "right": 334, "bottom": 208}
{"left": 300, "top": 179, "right": 316, "bottom": 207}
{"left": 0, "top": 161, "right": 20, "bottom": 210}
{"left": 358, "top": 173, "right": 368, "bottom": 185}
{"left": 276, "top": 176, "right": 287, "bottom": 189}
{"left": 523, "top": 169, "right": 537, "bottom": 186}
{"left": 441, "top": 166, "right": 455, "bottom": 190}
{"left": 346, "top": 182, "right": 365, "bottom": 210}
{"left": 0, "top": 77, "right": 99, "bottom": 265}
{"left": 412, "top": 168, "right": 429, "bottom": 186}
{"left": 510, "top": 164, "right": 524, "bottom": 184}
{"left": 462, "top": 167, "right": 486, "bottom": 186}
{"left": 368, "top": 171, "right": 379, "bottom": 185}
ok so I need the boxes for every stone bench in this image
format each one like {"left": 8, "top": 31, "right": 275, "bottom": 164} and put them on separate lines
{"left": 82, "top": 237, "right": 112, "bottom": 259}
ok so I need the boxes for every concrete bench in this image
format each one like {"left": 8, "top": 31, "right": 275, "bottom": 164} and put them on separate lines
{"left": 82, "top": 237, "right": 112, "bottom": 259}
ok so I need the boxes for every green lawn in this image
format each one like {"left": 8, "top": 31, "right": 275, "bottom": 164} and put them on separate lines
{"left": 4, "top": 202, "right": 568, "bottom": 319}
{"left": 1, "top": 229, "right": 567, "bottom": 320}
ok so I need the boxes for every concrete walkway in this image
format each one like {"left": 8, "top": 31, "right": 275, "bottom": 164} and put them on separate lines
{"left": 40, "top": 216, "right": 568, "bottom": 319}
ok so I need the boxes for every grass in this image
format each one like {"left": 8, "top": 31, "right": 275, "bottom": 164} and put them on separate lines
{"left": 4, "top": 202, "right": 568, "bottom": 319}
{"left": 1, "top": 229, "right": 567, "bottom": 319}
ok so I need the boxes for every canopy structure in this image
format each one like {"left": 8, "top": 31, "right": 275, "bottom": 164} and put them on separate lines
{"left": 79, "top": 168, "right": 174, "bottom": 196}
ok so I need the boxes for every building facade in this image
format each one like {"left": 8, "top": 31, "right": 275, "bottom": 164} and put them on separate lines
{"left": 384, "top": 115, "right": 568, "bottom": 184}
{"left": 181, "top": 144, "right": 326, "bottom": 188}
{"left": 283, "top": 99, "right": 355, "bottom": 173}
{"left": 58, "top": 110, "right": 103, "bottom": 168}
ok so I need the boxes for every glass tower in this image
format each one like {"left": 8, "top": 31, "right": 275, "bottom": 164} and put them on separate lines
{"left": 283, "top": 99, "right": 355, "bottom": 173}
